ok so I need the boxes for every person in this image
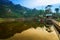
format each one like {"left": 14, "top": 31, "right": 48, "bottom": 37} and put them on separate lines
{"left": 40, "top": 18, "right": 44, "bottom": 23}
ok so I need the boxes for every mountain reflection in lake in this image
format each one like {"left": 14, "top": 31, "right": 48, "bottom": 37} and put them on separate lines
{"left": 7, "top": 26, "right": 59, "bottom": 40}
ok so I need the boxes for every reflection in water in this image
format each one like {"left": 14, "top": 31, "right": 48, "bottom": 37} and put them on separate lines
{"left": 7, "top": 26, "right": 59, "bottom": 40}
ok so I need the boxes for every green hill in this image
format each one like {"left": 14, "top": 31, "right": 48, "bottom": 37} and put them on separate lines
{"left": 0, "top": 0, "right": 31, "bottom": 18}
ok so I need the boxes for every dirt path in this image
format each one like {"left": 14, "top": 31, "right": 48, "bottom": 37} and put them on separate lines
{"left": 5, "top": 26, "right": 59, "bottom": 40}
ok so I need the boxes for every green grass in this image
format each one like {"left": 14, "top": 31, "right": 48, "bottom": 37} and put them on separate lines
{"left": 55, "top": 18, "right": 60, "bottom": 22}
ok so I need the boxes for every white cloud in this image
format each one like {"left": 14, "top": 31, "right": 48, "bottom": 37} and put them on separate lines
{"left": 20, "top": 0, "right": 60, "bottom": 8}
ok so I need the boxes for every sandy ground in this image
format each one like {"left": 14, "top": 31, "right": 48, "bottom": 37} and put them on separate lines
{"left": 4, "top": 26, "right": 59, "bottom": 40}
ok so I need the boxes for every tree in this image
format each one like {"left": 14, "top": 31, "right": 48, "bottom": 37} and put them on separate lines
{"left": 45, "top": 5, "right": 52, "bottom": 14}
{"left": 46, "top": 5, "right": 52, "bottom": 8}
{"left": 55, "top": 8, "right": 59, "bottom": 18}
{"left": 44, "top": 5, "right": 52, "bottom": 17}
{"left": 55, "top": 8, "right": 59, "bottom": 13}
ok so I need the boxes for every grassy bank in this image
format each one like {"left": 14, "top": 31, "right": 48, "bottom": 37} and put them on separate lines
{"left": 0, "top": 21, "right": 44, "bottom": 39}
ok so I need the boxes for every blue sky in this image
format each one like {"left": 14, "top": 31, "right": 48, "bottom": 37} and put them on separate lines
{"left": 10, "top": 0, "right": 60, "bottom": 11}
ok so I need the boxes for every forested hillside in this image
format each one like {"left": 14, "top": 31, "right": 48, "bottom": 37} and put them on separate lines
{"left": 0, "top": 0, "right": 44, "bottom": 18}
